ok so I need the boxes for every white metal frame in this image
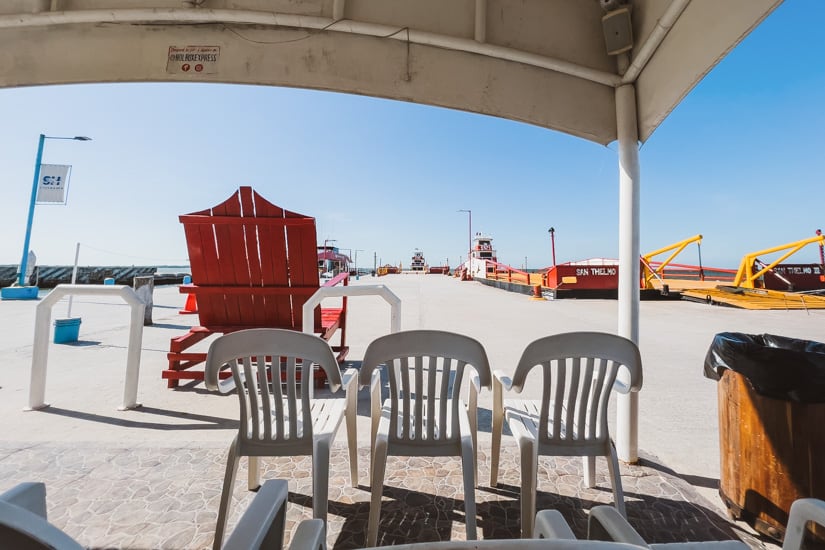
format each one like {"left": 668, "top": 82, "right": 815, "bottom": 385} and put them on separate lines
{"left": 302, "top": 284, "right": 401, "bottom": 335}
{"left": 27, "top": 284, "right": 145, "bottom": 411}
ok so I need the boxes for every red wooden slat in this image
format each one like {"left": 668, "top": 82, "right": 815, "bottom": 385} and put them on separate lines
{"left": 287, "top": 222, "right": 322, "bottom": 332}
{"left": 188, "top": 216, "right": 226, "bottom": 326}
{"left": 253, "top": 188, "right": 293, "bottom": 328}
{"left": 179, "top": 216, "right": 314, "bottom": 226}
{"left": 230, "top": 187, "right": 260, "bottom": 325}
{"left": 212, "top": 189, "right": 246, "bottom": 326}
{"left": 241, "top": 189, "right": 265, "bottom": 326}
{"left": 181, "top": 286, "right": 317, "bottom": 295}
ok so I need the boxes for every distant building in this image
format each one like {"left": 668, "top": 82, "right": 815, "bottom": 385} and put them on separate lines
{"left": 317, "top": 245, "right": 350, "bottom": 276}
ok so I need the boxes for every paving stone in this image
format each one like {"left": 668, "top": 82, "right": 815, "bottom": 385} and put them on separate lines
{"left": 0, "top": 441, "right": 762, "bottom": 549}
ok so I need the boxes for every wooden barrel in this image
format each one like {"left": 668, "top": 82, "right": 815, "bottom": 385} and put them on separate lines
{"left": 718, "top": 370, "right": 825, "bottom": 542}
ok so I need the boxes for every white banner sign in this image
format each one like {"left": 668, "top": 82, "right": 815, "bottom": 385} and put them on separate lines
{"left": 36, "top": 164, "right": 71, "bottom": 204}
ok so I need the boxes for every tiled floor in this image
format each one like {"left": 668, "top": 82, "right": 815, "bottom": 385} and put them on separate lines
{"left": 0, "top": 442, "right": 768, "bottom": 550}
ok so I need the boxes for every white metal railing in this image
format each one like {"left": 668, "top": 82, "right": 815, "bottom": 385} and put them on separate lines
{"left": 28, "top": 284, "right": 145, "bottom": 411}
{"left": 302, "top": 284, "right": 401, "bottom": 336}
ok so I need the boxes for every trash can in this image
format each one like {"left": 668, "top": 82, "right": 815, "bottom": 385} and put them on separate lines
{"left": 704, "top": 333, "right": 825, "bottom": 542}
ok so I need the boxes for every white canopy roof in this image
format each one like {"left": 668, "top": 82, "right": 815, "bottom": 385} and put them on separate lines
{"left": 0, "top": 0, "right": 784, "bottom": 462}
{"left": 0, "top": 0, "right": 780, "bottom": 145}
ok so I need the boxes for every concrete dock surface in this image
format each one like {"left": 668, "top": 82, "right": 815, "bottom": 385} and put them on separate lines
{"left": 2, "top": 274, "right": 821, "bottom": 548}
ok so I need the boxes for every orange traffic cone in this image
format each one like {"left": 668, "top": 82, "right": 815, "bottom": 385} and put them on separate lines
{"left": 179, "top": 292, "right": 198, "bottom": 314}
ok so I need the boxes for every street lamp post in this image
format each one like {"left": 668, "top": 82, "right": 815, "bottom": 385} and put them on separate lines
{"left": 458, "top": 209, "right": 472, "bottom": 272}
{"left": 2, "top": 134, "right": 91, "bottom": 300}
{"left": 548, "top": 227, "right": 557, "bottom": 267}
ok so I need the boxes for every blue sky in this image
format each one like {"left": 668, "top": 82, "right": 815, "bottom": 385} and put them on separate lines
{"left": 0, "top": 1, "right": 822, "bottom": 272}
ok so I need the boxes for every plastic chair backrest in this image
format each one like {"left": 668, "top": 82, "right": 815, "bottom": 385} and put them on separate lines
{"left": 205, "top": 329, "right": 343, "bottom": 449}
{"left": 510, "top": 332, "right": 642, "bottom": 446}
{"left": 361, "top": 330, "right": 491, "bottom": 444}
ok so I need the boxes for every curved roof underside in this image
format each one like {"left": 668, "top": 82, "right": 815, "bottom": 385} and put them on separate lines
{"left": 0, "top": 0, "right": 781, "bottom": 145}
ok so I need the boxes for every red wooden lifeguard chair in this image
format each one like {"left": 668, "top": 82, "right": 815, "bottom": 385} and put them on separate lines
{"left": 163, "top": 187, "right": 348, "bottom": 388}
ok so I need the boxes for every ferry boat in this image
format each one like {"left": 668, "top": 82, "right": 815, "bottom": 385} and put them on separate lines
{"left": 472, "top": 233, "right": 497, "bottom": 263}
{"left": 410, "top": 249, "right": 426, "bottom": 271}
{"left": 464, "top": 232, "right": 497, "bottom": 278}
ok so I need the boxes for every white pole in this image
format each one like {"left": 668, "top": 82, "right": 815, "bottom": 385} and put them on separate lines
{"left": 66, "top": 242, "right": 80, "bottom": 318}
{"left": 615, "top": 81, "right": 641, "bottom": 463}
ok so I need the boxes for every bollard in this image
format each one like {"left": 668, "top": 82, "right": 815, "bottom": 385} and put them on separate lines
{"left": 530, "top": 284, "right": 546, "bottom": 301}
{"left": 133, "top": 276, "right": 154, "bottom": 326}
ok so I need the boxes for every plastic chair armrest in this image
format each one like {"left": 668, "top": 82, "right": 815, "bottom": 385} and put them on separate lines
{"left": 0, "top": 482, "right": 47, "bottom": 518}
{"left": 0, "top": 500, "right": 84, "bottom": 550}
{"left": 612, "top": 379, "right": 631, "bottom": 394}
{"left": 534, "top": 509, "right": 577, "bottom": 540}
{"left": 784, "top": 498, "right": 825, "bottom": 550}
{"left": 222, "top": 479, "right": 288, "bottom": 550}
{"left": 342, "top": 368, "right": 358, "bottom": 395}
{"left": 469, "top": 370, "right": 482, "bottom": 394}
{"left": 289, "top": 518, "right": 327, "bottom": 550}
{"left": 587, "top": 505, "right": 649, "bottom": 546}
{"left": 493, "top": 369, "right": 514, "bottom": 392}
{"left": 205, "top": 362, "right": 237, "bottom": 394}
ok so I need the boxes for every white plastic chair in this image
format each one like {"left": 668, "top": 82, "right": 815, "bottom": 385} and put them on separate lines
{"left": 359, "top": 329, "right": 492, "bottom": 547}
{"left": 0, "top": 480, "right": 325, "bottom": 550}
{"left": 585, "top": 498, "right": 825, "bottom": 550}
{"left": 205, "top": 328, "right": 358, "bottom": 550}
{"left": 223, "top": 479, "right": 329, "bottom": 550}
{"left": 491, "top": 332, "right": 643, "bottom": 537}
{"left": 0, "top": 482, "right": 83, "bottom": 550}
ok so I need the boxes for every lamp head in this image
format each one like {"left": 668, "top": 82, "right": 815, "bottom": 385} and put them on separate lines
{"left": 73, "top": 136, "right": 92, "bottom": 141}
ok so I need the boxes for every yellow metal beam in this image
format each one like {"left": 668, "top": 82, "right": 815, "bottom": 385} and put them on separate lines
{"left": 733, "top": 234, "right": 825, "bottom": 288}
{"left": 641, "top": 234, "right": 702, "bottom": 289}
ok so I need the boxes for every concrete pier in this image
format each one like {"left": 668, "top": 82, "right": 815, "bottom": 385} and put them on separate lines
{"left": 2, "top": 275, "right": 816, "bottom": 548}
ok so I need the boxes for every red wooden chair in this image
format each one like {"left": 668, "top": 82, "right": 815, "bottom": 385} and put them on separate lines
{"left": 163, "top": 187, "right": 348, "bottom": 388}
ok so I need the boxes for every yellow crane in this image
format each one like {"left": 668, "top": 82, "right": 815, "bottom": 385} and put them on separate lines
{"left": 733, "top": 234, "right": 825, "bottom": 289}
{"left": 641, "top": 234, "right": 703, "bottom": 290}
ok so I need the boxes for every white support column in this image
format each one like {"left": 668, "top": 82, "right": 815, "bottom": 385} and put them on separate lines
{"left": 474, "top": 0, "right": 487, "bottom": 43}
{"left": 615, "top": 82, "right": 641, "bottom": 463}
{"left": 332, "top": 0, "right": 346, "bottom": 21}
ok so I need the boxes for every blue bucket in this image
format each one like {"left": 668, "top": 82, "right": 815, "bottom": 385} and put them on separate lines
{"left": 103, "top": 278, "right": 115, "bottom": 285}
{"left": 54, "top": 317, "right": 81, "bottom": 344}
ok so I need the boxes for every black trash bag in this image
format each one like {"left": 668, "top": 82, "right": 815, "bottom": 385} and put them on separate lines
{"left": 703, "top": 332, "right": 825, "bottom": 403}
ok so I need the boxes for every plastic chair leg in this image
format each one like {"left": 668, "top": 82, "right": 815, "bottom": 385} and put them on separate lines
{"left": 606, "top": 442, "right": 626, "bottom": 518}
{"left": 367, "top": 437, "right": 389, "bottom": 547}
{"left": 490, "top": 383, "right": 503, "bottom": 486}
{"left": 460, "top": 437, "right": 478, "bottom": 540}
{"left": 312, "top": 437, "right": 332, "bottom": 524}
{"left": 584, "top": 455, "right": 596, "bottom": 488}
{"left": 346, "top": 392, "right": 358, "bottom": 487}
{"left": 214, "top": 439, "right": 241, "bottom": 550}
{"left": 518, "top": 439, "right": 538, "bottom": 539}
{"left": 468, "top": 385, "right": 479, "bottom": 486}
{"left": 248, "top": 456, "right": 261, "bottom": 491}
